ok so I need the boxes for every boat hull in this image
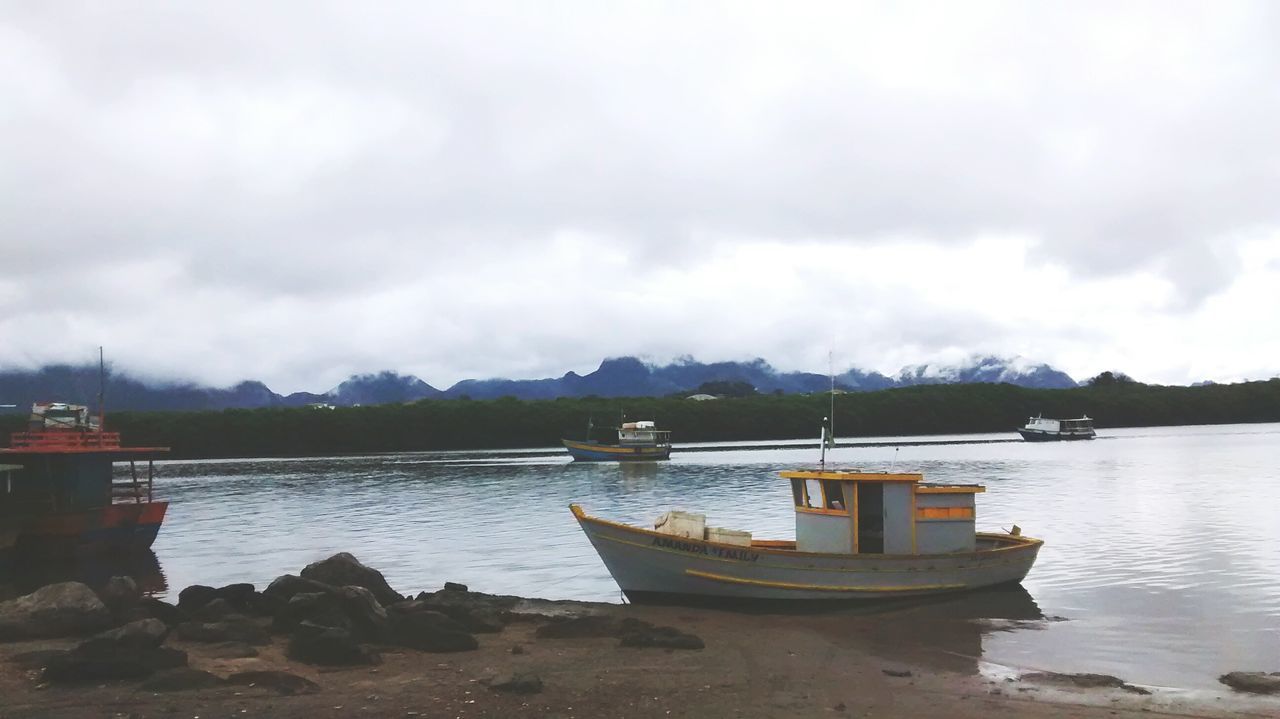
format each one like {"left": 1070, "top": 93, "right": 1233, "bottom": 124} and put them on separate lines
{"left": 1017, "top": 428, "right": 1095, "bottom": 441}
{"left": 562, "top": 439, "right": 671, "bottom": 462}
{"left": 13, "top": 502, "right": 168, "bottom": 557}
{"left": 571, "top": 504, "right": 1041, "bottom": 602}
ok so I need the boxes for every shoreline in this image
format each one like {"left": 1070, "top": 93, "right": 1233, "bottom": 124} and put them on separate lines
{"left": 2, "top": 558, "right": 1277, "bottom": 718}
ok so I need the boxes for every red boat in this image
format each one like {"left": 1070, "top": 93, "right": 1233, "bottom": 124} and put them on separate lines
{"left": 0, "top": 403, "right": 169, "bottom": 557}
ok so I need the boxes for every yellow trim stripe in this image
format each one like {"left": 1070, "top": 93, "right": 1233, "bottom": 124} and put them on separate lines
{"left": 684, "top": 569, "right": 966, "bottom": 593}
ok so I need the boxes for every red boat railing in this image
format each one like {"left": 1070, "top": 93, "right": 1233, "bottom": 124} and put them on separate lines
{"left": 7, "top": 431, "right": 123, "bottom": 449}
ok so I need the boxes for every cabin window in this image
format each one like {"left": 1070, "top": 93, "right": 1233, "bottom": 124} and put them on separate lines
{"left": 804, "top": 479, "right": 823, "bottom": 508}
{"left": 822, "top": 479, "right": 845, "bottom": 510}
{"left": 791, "top": 479, "right": 805, "bottom": 507}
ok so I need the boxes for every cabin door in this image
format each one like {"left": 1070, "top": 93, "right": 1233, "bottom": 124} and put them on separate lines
{"left": 856, "top": 482, "right": 884, "bottom": 553}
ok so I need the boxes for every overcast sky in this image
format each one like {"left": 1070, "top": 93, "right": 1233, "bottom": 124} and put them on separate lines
{"left": 2, "top": 1, "right": 1278, "bottom": 393}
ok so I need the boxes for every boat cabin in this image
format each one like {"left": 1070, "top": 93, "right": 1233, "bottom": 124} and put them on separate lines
{"left": 780, "top": 471, "right": 984, "bottom": 555}
{"left": 0, "top": 404, "right": 168, "bottom": 515}
{"left": 618, "top": 421, "right": 671, "bottom": 447}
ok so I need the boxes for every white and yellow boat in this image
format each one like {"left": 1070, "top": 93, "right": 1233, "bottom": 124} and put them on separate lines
{"left": 571, "top": 469, "right": 1041, "bottom": 604}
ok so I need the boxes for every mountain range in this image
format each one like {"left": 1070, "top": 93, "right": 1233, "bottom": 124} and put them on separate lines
{"left": 0, "top": 355, "right": 1079, "bottom": 413}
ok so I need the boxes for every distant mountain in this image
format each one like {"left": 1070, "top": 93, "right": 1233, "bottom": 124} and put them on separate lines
{"left": 0, "top": 354, "right": 1077, "bottom": 413}
{"left": 324, "top": 372, "right": 443, "bottom": 406}
{"left": 896, "top": 355, "right": 1078, "bottom": 390}
{"left": 443, "top": 357, "right": 899, "bottom": 400}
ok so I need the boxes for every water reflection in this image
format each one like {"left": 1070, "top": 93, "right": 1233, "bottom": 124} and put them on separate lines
{"left": 0, "top": 550, "right": 167, "bottom": 601}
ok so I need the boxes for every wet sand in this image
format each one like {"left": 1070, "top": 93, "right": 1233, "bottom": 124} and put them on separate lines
{"left": 2, "top": 598, "right": 1275, "bottom": 719}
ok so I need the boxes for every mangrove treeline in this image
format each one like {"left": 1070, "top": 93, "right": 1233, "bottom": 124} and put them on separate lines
{"left": 3, "top": 378, "right": 1278, "bottom": 459}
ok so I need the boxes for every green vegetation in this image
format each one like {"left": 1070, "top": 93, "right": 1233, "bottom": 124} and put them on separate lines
{"left": 2, "top": 378, "right": 1277, "bottom": 460}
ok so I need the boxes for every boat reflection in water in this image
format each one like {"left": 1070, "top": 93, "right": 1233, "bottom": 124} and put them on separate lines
{"left": 0, "top": 549, "right": 167, "bottom": 601}
{"left": 815, "top": 583, "right": 1045, "bottom": 675}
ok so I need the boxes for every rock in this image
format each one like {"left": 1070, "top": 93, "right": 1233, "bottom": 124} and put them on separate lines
{"left": 391, "top": 611, "right": 478, "bottom": 653}
{"left": 618, "top": 623, "right": 704, "bottom": 650}
{"left": 215, "top": 583, "right": 258, "bottom": 611}
{"left": 534, "top": 615, "right": 624, "bottom": 639}
{"left": 175, "top": 616, "right": 271, "bottom": 645}
{"left": 1219, "top": 672, "right": 1280, "bottom": 694}
{"left": 192, "top": 597, "right": 236, "bottom": 621}
{"left": 337, "top": 585, "right": 390, "bottom": 641}
{"left": 486, "top": 672, "right": 543, "bottom": 694}
{"left": 286, "top": 624, "right": 381, "bottom": 666}
{"left": 139, "top": 667, "right": 224, "bottom": 692}
{"left": 406, "top": 599, "right": 504, "bottom": 634}
{"left": 92, "top": 618, "right": 169, "bottom": 648}
{"left": 98, "top": 576, "right": 141, "bottom": 612}
{"left": 273, "top": 591, "right": 352, "bottom": 635}
{"left": 1020, "top": 671, "right": 1150, "bottom": 695}
{"left": 300, "top": 553, "right": 402, "bottom": 606}
{"left": 225, "top": 670, "right": 320, "bottom": 695}
{"left": 263, "top": 574, "right": 339, "bottom": 603}
{"left": 510, "top": 644, "right": 525, "bottom": 655}
{"left": 0, "top": 582, "right": 113, "bottom": 640}
{"left": 115, "top": 597, "right": 182, "bottom": 628}
{"left": 43, "top": 644, "right": 186, "bottom": 682}
{"left": 882, "top": 668, "right": 913, "bottom": 678}
{"left": 444, "top": 582, "right": 468, "bottom": 592}
{"left": 176, "top": 585, "right": 218, "bottom": 613}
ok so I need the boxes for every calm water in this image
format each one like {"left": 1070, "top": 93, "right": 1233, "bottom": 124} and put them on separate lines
{"left": 11, "top": 423, "right": 1280, "bottom": 689}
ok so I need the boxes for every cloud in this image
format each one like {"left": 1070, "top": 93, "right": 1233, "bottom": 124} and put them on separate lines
{"left": 1, "top": 2, "right": 1278, "bottom": 391}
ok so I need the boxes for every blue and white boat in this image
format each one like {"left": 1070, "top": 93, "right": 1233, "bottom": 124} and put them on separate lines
{"left": 1018, "top": 415, "right": 1096, "bottom": 441}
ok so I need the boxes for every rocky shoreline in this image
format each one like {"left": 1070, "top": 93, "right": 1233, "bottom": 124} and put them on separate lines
{"left": 2, "top": 553, "right": 1277, "bottom": 718}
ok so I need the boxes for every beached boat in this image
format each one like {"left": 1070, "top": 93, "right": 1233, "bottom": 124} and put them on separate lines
{"left": 1018, "top": 414, "right": 1095, "bottom": 441}
{"left": 571, "top": 468, "right": 1041, "bottom": 603}
{"left": 0, "top": 402, "right": 169, "bottom": 556}
{"left": 562, "top": 420, "right": 672, "bottom": 462}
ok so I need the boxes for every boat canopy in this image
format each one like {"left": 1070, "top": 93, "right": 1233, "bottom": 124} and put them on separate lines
{"left": 779, "top": 470, "right": 985, "bottom": 556}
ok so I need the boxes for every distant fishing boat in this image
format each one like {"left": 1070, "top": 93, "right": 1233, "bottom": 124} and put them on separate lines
{"left": 0, "top": 402, "right": 170, "bottom": 556}
{"left": 571, "top": 416, "right": 1041, "bottom": 603}
{"left": 1018, "top": 414, "right": 1096, "bottom": 441}
{"left": 562, "top": 420, "right": 672, "bottom": 462}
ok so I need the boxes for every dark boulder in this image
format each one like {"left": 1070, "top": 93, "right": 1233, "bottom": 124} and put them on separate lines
{"left": 273, "top": 591, "right": 351, "bottom": 634}
{"left": 618, "top": 623, "right": 704, "bottom": 650}
{"left": 486, "top": 672, "right": 543, "bottom": 694}
{"left": 215, "top": 583, "right": 258, "bottom": 611}
{"left": 97, "top": 576, "right": 141, "bottom": 613}
{"left": 534, "top": 615, "right": 624, "bottom": 639}
{"left": 299, "top": 553, "right": 402, "bottom": 606}
{"left": 444, "top": 581, "right": 468, "bottom": 592}
{"left": 43, "top": 644, "right": 186, "bottom": 682}
{"left": 139, "top": 667, "right": 224, "bottom": 692}
{"left": 176, "top": 585, "right": 219, "bottom": 613}
{"left": 175, "top": 616, "right": 271, "bottom": 645}
{"left": 0, "top": 582, "right": 112, "bottom": 640}
{"left": 1219, "top": 672, "right": 1280, "bottom": 694}
{"left": 263, "top": 574, "right": 339, "bottom": 603}
{"left": 91, "top": 618, "right": 168, "bottom": 648}
{"left": 286, "top": 622, "right": 381, "bottom": 666}
{"left": 191, "top": 597, "right": 236, "bottom": 621}
{"left": 337, "top": 585, "right": 390, "bottom": 641}
{"left": 390, "top": 611, "right": 478, "bottom": 653}
{"left": 119, "top": 597, "right": 183, "bottom": 627}
{"left": 225, "top": 670, "right": 320, "bottom": 695}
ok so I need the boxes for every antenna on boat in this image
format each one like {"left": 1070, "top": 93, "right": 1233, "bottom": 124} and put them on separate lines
{"left": 585, "top": 415, "right": 593, "bottom": 441}
{"left": 828, "top": 351, "right": 835, "bottom": 448}
{"left": 97, "top": 346, "right": 105, "bottom": 431}
{"left": 889, "top": 446, "right": 899, "bottom": 472}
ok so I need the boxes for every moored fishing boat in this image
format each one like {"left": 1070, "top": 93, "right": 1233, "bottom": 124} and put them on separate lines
{"left": 0, "top": 402, "right": 170, "bottom": 556}
{"left": 562, "top": 420, "right": 672, "bottom": 462}
{"left": 1018, "top": 414, "right": 1096, "bottom": 441}
{"left": 571, "top": 466, "right": 1041, "bottom": 603}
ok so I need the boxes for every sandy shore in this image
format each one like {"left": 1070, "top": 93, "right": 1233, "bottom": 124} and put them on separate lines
{"left": 3, "top": 595, "right": 1276, "bottom": 719}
